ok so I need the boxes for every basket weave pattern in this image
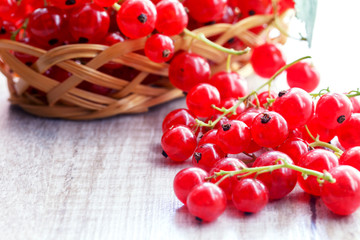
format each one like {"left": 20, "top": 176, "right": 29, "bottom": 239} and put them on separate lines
{"left": 0, "top": 11, "right": 292, "bottom": 120}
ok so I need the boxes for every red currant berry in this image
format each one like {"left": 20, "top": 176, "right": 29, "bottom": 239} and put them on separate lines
{"left": 316, "top": 93, "right": 352, "bottom": 129}
{"left": 321, "top": 165, "right": 360, "bottom": 215}
{"left": 272, "top": 88, "right": 315, "bottom": 129}
{"left": 173, "top": 167, "right": 208, "bottom": 205}
{"left": 161, "top": 125, "right": 197, "bottom": 162}
{"left": 210, "top": 157, "right": 247, "bottom": 200}
{"left": 162, "top": 108, "right": 196, "bottom": 133}
{"left": 186, "top": 182, "right": 227, "bottom": 222}
{"left": 232, "top": 178, "right": 269, "bottom": 213}
{"left": 94, "top": 0, "right": 117, "bottom": 7}
{"left": 117, "top": 0, "right": 157, "bottom": 39}
{"left": 235, "top": 110, "right": 262, "bottom": 153}
{"left": 298, "top": 116, "right": 336, "bottom": 143}
{"left": 297, "top": 149, "right": 339, "bottom": 196}
{"left": 252, "top": 90, "right": 276, "bottom": 109}
{"left": 286, "top": 62, "right": 320, "bottom": 92}
{"left": 339, "top": 147, "right": 360, "bottom": 172}
{"left": 27, "top": 7, "right": 66, "bottom": 48}
{"left": 198, "top": 129, "right": 218, "bottom": 146}
{"left": 0, "top": 19, "right": 16, "bottom": 40}
{"left": 192, "top": 143, "right": 226, "bottom": 171}
{"left": 155, "top": 0, "right": 188, "bottom": 36}
{"left": 168, "top": 52, "right": 210, "bottom": 92}
{"left": 70, "top": 3, "right": 110, "bottom": 43}
{"left": 183, "top": 0, "right": 227, "bottom": 23}
{"left": 208, "top": 71, "right": 248, "bottom": 100}
{"left": 48, "top": 0, "right": 90, "bottom": 9}
{"left": 235, "top": 0, "right": 272, "bottom": 18}
{"left": 145, "top": 34, "right": 175, "bottom": 63}
{"left": 277, "top": 137, "right": 309, "bottom": 165}
{"left": 186, "top": 83, "right": 221, "bottom": 118}
{"left": 251, "top": 111, "right": 289, "bottom": 148}
{"left": 337, "top": 113, "right": 360, "bottom": 149}
{"left": 252, "top": 151, "right": 297, "bottom": 200}
{"left": 216, "top": 120, "right": 251, "bottom": 154}
{"left": 250, "top": 43, "right": 286, "bottom": 78}
{"left": 0, "top": 0, "right": 17, "bottom": 21}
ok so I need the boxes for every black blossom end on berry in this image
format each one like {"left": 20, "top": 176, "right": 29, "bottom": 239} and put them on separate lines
{"left": 278, "top": 90, "right": 287, "bottom": 97}
{"left": 48, "top": 38, "right": 59, "bottom": 46}
{"left": 227, "top": 38, "right": 235, "bottom": 44}
{"left": 0, "top": 26, "right": 6, "bottom": 35}
{"left": 248, "top": 10, "right": 256, "bottom": 16}
{"left": 25, "top": 62, "right": 33, "bottom": 66}
{"left": 162, "top": 150, "right": 168, "bottom": 158}
{"left": 195, "top": 216, "right": 203, "bottom": 222}
{"left": 222, "top": 123, "right": 231, "bottom": 131}
{"left": 66, "top": 0, "right": 76, "bottom": 5}
{"left": 78, "top": 37, "right": 89, "bottom": 43}
{"left": 261, "top": 114, "right": 271, "bottom": 124}
{"left": 194, "top": 152, "right": 202, "bottom": 163}
{"left": 137, "top": 13, "right": 148, "bottom": 24}
{"left": 337, "top": 115, "right": 346, "bottom": 124}
{"left": 162, "top": 49, "right": 170, "bottom": 58}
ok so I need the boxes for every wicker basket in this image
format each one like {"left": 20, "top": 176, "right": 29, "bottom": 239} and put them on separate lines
{"left": 0, "top": 10, "right": 293, "bottom": 120}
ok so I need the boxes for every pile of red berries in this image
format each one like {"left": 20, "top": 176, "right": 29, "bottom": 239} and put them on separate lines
{"left": 0, "top": 0, "right": 296, "bottom": 97}
{"left": 162, "top": 51, "right": 360, "bottom": 221}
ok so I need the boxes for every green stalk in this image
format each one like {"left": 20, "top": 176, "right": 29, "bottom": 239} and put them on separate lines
{"left": 183, "top": 28, "right": 251, "bottom": 56}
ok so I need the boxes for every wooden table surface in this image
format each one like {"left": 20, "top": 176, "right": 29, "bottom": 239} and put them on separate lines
{"left": 1, "top": 2, "right": 360, "bottom": 240}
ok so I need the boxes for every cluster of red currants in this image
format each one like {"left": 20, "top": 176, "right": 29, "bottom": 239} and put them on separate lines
{"left": 162, "top": 50, "right": 360, "bottom": 221}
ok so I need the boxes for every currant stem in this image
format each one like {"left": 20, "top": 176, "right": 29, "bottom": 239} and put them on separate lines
{"left": 226, "top": 54, "right": 232, "bottom": 72}
{"left": 183, "top": 28, "right": 251, "bottom": 56}
{"left": 112, "top": 2, "right": 121, "bottom": 11}
{"left": 308, "top": 140, "right": 344, "bottom": 156}
{"left": 304, "top": 125, "right": 317, "bottom": 142}
{"left": 212, "top": 158, "right": 336, "bottom": 184}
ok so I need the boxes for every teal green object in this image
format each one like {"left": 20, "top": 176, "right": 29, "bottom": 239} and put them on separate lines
{"left": 294, "top": 0, "right": 317, "bottom": 47}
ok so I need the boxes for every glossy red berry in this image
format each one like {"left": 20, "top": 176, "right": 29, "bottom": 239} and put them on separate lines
{"left": 186, "top": 83, "right": 221, "bottom": 118}
{"left": 0, "top": 0, "right": 17, "bottom": 21}
{"left": 297, "top": 149, "right": 339, "bottom": 196}
{"left": 272, "top": 88, "right": 315, "bottom": 129}
{"left": 250, "top": 43, "right": 286, "bottom": 78}
{"left": 251, "top": 111, "right": 289, "bottom": 148}
{"left": 145, "top": 34, "right": 175, "bottom": 63}
{"left": 252, "top": 151, "right": 297, "bottom": 200}
{"left": 94, "top": 0, "right": 117, "bottom": 7}
{"left": 252, "top": 90, "right": 276, "bottom": 109}
{"left": 48, "top": 0, "right": 90, "bottom": 9}
{"left": 173, "top": 167, "right": 208, "bottom": 205}
{"left": 162, "top": 108, "right": 196, "bottom": 133}
{"left": 339, "top": 147, "right": 360, "bottom": 172}
{"left": 0, "top": 19, "right": 16, "bottom": 40}
{"left": 183, "top": 0, "right": 227, "bottom": 23}
{"left": 337, "top": 113, "right": 360, "bottom": 149}
{"left": 168, "top": 52, "right": 210, "bottom": 92}
{"left": 286, "top": 62, "right": 320, "bottom": 92}
{"left": 235, "top": 0, "right": 272, "bottom": 18}
{"left": 117, "top": 0, "right": 157, "bottom": 39}
{"left": 155, "top": 0, "right": 188, "bottom": 36}
{"left": 161, "top": 125, "right": 197, "bottom": 162}
{"left": 321, "top": 165, "right": 360, "bottom": 216}
{"left": 235, "top": 110, "right": 262, "bottom": 153}
{"left": 210, "top": 157, "right": 247, "bottom": 200}
{"left": 69, "top": 3, "right": 110, "bottom": 43}
{"left": 27, "top": 7, "right": 66, "bottom": 48}
{"left": 216, "top": 120, "right": 251, "bottom": 154}
{"left": 232, "top": 178, "right": 269, "bottom": 213}
{"left": 186, "top": 182, "right": 227, "bottom": 222}
{"left": 208, "top": 71, "right": 248, "bottom": 100}
{"left": 298, "top": 116, "right": 336, "bottom": 143}
{"left": 198, "top": 129, "right": 218, "bottom": 146}
{"left": 316, "top": 93, "right": 352, "bottom": 129}
{"left": 192, "top": 143, "right": 226, "bottom": 171}
{"left": 277, "top": 137, "right": 309, "bottom": 165}
{"left": 350, "top": 96, "right": 360, "bottom": 113}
